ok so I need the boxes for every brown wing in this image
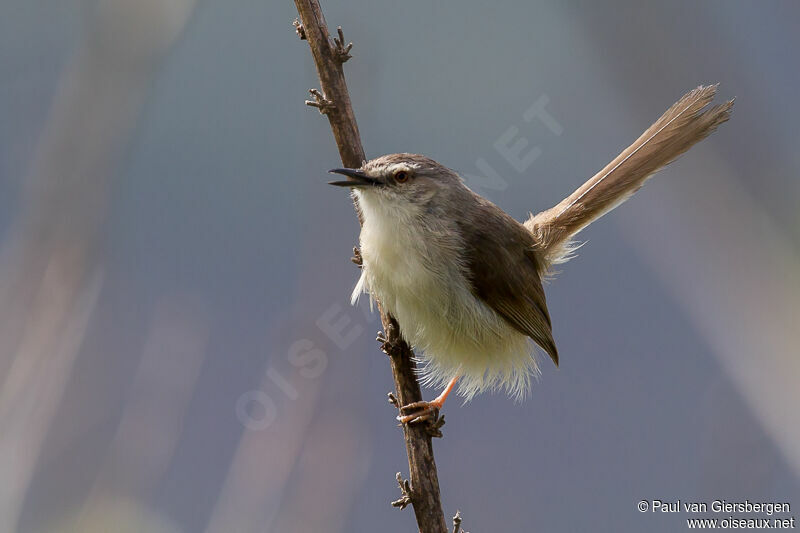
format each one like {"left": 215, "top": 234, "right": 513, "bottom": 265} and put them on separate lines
{"left": 457, "top": 197, "right": 559, "bottom": 366}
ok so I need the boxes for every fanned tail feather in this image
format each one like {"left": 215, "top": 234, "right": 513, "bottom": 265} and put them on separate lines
{"left": 526, "top": 84, "right": 733, "bottom": 269}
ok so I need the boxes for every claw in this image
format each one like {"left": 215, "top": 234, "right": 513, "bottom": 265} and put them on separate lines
{"left": 399, "top": 400, "right": 435, "bottom": 414}
{"left": 395, "top": 376, "right": 457, "bottom": 429}
{"left": 397, "top": 400, "right": 441, "bottom": 425}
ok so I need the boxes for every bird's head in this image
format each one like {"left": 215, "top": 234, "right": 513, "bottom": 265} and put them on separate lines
{"left": 328, "top": 153, "right": 464, "bottom": 212}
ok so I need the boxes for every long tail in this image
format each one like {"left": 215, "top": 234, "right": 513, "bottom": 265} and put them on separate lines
{"left": 526, "top": 84, "right": 733, "bottom": 269}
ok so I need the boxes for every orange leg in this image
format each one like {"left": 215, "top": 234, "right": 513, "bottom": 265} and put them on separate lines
{"left": 397, "top": 376, "right": 459, "bottom": 424}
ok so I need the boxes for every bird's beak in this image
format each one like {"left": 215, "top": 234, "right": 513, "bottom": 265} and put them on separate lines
{"left": 328, "top": 168, "right": 381, "bottom": 188}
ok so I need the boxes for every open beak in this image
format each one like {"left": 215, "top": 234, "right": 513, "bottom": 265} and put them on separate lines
{"left": 328, "top": 168, "right": 381, "bottom": 188}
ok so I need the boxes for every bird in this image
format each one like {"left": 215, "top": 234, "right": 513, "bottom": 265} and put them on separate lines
{"left": 328, "top": 85, "right": 733, "bottom": 424}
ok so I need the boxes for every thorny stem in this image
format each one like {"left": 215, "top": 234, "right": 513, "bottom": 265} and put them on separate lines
{"left": 292, "top": 2, "right": 449, "bottom": 532}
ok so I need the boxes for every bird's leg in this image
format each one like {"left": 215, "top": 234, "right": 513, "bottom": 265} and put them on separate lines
{"left": 397, "top": 376, "right": 459, "bottom": 424}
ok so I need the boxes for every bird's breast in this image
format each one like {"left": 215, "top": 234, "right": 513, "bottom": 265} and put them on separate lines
{"left": 351, "top": 191, "right": 537, "bottom": 399}
{"left": 353, "top": 193, "right": 464, "bottom": 316}
{"left": 358, "top": 212, "right": 457, "bottom": 310}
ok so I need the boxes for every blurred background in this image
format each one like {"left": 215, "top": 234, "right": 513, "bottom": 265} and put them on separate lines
{"left": 1, "top": 1, "right": 798, "bottom": 532}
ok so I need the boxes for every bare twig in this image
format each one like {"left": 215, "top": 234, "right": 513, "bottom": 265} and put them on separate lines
{"left": 292, "top": 18, "right": 306, "bottom": 40}
{"left": 452, "top": 510, "right": 463, "bottom": 533}
{"left": 387, "top": 391, "right": 400, "bottom": 408}
{"left": 391, "top": 472, "right": 412, "bottom": 510}
{"left": 427, "top": 413, "right": 446, "bottom": 439}
{"left": 292, "top": 1, "right": 449, "bottom": 531}
{"left": 332, "top": 27, "right": 353, "bottom": 63}
{"left": 305, "top": 88, "right": 335, "bottom": 114}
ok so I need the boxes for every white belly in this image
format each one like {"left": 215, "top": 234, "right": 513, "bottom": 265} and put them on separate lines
{"left": 352, "top": 191, "right": 540, "bottom": 400}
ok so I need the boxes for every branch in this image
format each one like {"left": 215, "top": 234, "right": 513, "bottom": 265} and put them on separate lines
{"left": 292, "top": 3, "right": 449, "bottom": 532}
{"left": 453, "top": 510, "right": 465, "bottom": 533}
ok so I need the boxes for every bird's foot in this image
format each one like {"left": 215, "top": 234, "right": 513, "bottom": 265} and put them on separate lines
{"left": 397, "top": 398, "right": 444, "bottom": 425}
{"left": 390, "top": 393, "right": 445, "bottom": 436}
{"left": 399, "top": 402, "right": 446, "bottom": 438}
{"left": 396, "top": 400, "right": 444, "bottom": 439}
{"left": 395, "top": 376, "right": 457, "bottom": 436}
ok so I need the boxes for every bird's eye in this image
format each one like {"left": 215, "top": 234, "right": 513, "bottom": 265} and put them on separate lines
{"left": 394, "top": 170, "right": 409, "bottom": 183}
